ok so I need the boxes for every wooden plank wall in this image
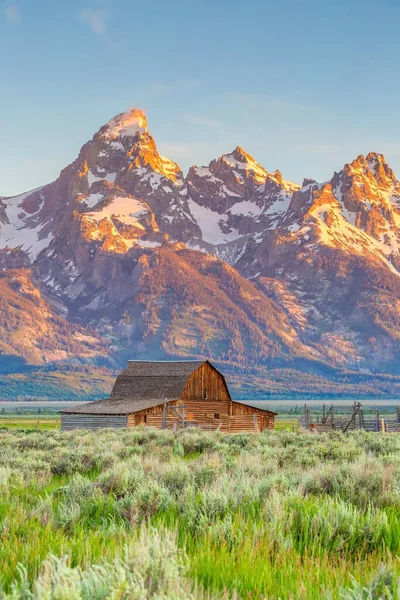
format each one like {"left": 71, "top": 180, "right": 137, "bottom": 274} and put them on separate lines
{"left": 128, "top": 402, "right": 273, "bottom": 432}
{"left": 125, "top": 364, "right": 275, "bottom": 433}
{"left": 178, "top": 399, "right": 230, "bottom": 431}
{"left": 229, "top": 415, "right": 258, "bottom": 432}
{"left": 61, "top": 414, "right": 127, "bottom": 430}
{"left": 181, "top": 363, "right": 230, "bottom": 402}
{"left": 231, "top": 402, "right": 275, "bottom": 430}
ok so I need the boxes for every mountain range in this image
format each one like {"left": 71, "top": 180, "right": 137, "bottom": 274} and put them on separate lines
{"left": 2, "top": 108, "right": 400, "bottom": 398}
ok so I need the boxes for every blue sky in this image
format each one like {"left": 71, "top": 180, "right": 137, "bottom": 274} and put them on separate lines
{"left": 1, "top": 0, "right": 400, "bottom": 195}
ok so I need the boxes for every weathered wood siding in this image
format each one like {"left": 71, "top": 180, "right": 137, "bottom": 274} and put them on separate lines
{"left": 61, "top": 414, "right": 127, "bottom": 430}
{"left": 128, "top": 402, "right": 180, "bottom": 429}
{"left": 181, "top": 362, "right": 230, "bottom": 402}
{"left": 125, "top": 364, "right": 275, "bottom": 433}
{"left": 127, "top": 400, "right": 274, "bottom": 433}
{"left": 177, "top": 399, "right": 230, "bottom": 431}
{"left": 231, "top": 402, "right": 275, "bottom": 430}
{"left": 229, "top": 415, "right": 258, "bottom": 432}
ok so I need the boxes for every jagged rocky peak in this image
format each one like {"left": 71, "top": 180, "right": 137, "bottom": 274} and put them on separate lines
{"left": 187, "top": 145, "right": 267, "bottom": 192}
{"left": 186, "top": 145, "right": 297, "bottom": 218}
{"left": 329, "top": 152, "right": 400, "bottom": 221}
{"left": 100, "top": 108, "right": 148, "bottom": 139}
{"left": 74, "top": 108, "right": 184, "bottom": 195}
{"left": 213, "top": 146, "right": 269, "bottom": 188}
{"left": 35, "top": 106, "right": 202, "bottom": 285}
{"left": 302, "top": 178, "right": 318, "bottom": 188}
{"left": 335, "top": 152, "right": 398, "bottom": 194}
{"left": 222, "top": 146, "right": 268, "bottom": 179}
{"left": 347, "top": 152, "right": 396, "bottom": 183}
{"left": 271, "top": 169, "right": 283, "bottom": 184}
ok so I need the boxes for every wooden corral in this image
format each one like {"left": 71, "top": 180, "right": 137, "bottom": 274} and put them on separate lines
{"left": 301, "top": 402, "right": 400, "bottom": 433}
{"left": 61, "top": 360, "right": 276, "bottom": 433}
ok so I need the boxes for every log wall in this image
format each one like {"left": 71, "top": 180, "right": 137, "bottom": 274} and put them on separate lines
{"left": 128, "top": 399, "right": 274, "bottom": 433}
{"left": 61, "top": 414, "right": 127, "bottom": 430}
{"left": 231, "top": 401, "right": 275, "bottom": 430}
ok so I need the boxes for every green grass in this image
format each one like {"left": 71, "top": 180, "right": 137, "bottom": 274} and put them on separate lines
{"left": 0, "top": 428, "right": 400, "bottom": 598}
{"left": 0, "top": 417, "right": 59, "bottom": 430}
{"left": 273, "top": 418, "right": 298, "bottom": 431}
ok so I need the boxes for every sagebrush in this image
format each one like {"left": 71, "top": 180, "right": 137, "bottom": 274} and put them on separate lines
{"left": 0, "top": 427, "right": 399, "bottom": 599}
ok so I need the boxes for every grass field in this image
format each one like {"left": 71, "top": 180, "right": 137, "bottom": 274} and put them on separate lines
{"left": 0, "top": 427, "right": 399, "bottom": 599}
{"left": 0, "top": 416, "right": 59, "bottom": 430}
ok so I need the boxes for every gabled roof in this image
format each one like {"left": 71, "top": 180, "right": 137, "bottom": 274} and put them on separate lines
{"left": 62, "top": 360, "right": 208, "bottom": 415}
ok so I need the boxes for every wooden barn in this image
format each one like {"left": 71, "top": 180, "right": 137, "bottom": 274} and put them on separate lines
{"left": 61, "top": 360, "right": 276, "bottom": 432}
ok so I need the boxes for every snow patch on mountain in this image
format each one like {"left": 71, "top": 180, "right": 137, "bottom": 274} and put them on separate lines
{"left": 87, "top": 170, "right": 117, "bottom": 187}
{"left": 85, "top": 196, "right": 149, "bottom": 227}
{"left": 264, "top": 192, "right": 293, "bottom": 221}
{"left": 82, "top": 192, "right": 104, "bottom": 209}
{"left": 229, "top": 200, "right": 263, "bottom": 217}
{"left": 0, "top": 187, "right": 53, "bottom": 259}
{"left": 187, "top": 198, "right": 241, "bottom": 244}
{"left": 306, "top": 201, "right": 400, "bottom": 275}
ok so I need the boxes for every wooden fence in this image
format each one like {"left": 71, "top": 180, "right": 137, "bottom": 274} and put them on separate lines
{"left": 300, "top": 403, "right": 400, "bottom": 433}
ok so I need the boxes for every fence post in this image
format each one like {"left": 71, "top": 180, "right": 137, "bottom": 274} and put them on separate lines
{"left": 375, "top": 409, "right": 380, "bottom": 432}
{"left": 381, "top": 418, "right": 385, "bottom": 433}
{"left": 358, "top": 402, "right": 365, "bottom": 429}
{"left": 253, "top": 414, "right": 259, "bottom": 432}
{"left": 304, "top": 404, "right": 310, "bottom": 429}
{"left": 162, "top": 400, "right": 167, "bottom": 430}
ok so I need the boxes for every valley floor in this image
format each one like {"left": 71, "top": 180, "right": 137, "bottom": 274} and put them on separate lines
{"left": 0, "top": 428, "right": 399, "bottom": 599}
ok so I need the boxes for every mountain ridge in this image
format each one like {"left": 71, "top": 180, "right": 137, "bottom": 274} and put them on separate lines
{"left": 1, "top": 108, "right": 400, "bottom": 396}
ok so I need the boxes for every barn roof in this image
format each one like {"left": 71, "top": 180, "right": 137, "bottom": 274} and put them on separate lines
{"left": 61, "top": 360, "right": 209, "bottom": 415}
{"left": 61, "top": 396, "right": 165, "bottom": 415}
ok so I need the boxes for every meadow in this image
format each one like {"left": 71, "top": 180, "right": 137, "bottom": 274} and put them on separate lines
{"left": 0, "top": 427, "right": 399, "bottom": 599}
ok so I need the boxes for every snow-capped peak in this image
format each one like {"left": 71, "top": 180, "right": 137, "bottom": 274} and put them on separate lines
{"left": 102, "top": 109, "right": 148, "bottom": 139}
{"left": 345, "top": 152, "right": 396, "bottom": 184}
{"left": 366, "top": 152, "right": 385, "bottom": 173}
{"left": 222, "top": 146, "right": 268, "bottom": 183}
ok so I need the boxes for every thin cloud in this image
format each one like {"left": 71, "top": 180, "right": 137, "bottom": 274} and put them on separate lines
{"left": 78, "top": 9, "right": 106, "bottom": 34}
{"left": 184, "top": 115, "right": 222, "bottom": 128}
{"left": 4, "top": 2, "right": 20, "bottom": 22}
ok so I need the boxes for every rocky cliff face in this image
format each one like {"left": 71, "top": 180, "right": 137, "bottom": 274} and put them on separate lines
{"left": 234, "top": 152, "right": 400, "bottom": 370}
{"left": 185, "top": 146, "right": 299, "bottom": 263}
{"left": 2, "top": 109, "right": 400, "bottom": 374}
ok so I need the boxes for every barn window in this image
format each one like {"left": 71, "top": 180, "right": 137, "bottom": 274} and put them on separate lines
{"left": 144, "top": 415, "right": 147, "bottom": 423}
{"left": 214, "top": 413, "right": 220, "bottom": 419}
